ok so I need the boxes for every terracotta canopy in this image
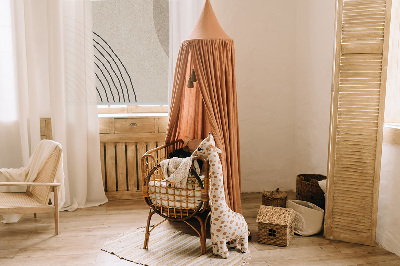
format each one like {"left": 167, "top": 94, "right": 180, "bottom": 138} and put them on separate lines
{"left": 166, "top": 0, "right": 242, "bottom": 212}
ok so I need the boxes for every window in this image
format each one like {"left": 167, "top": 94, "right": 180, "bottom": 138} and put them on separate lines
{"left": 0, "top": 0, "right": 17, "bottom": 122}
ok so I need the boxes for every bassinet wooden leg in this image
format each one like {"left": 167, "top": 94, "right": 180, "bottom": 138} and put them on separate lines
{"left": 144, "top": 209, "right": 155, "bottom": 249}
{"left": 199, "top": 218, "right": 206, "bottom": 255}
{"left": 194, "top": 214, "right": 209, "bottom": 255}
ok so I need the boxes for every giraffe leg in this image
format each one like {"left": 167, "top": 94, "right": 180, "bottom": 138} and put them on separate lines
{"left": 217, "top": 241, "right": 229, "bottom": 259}
{"left": 227, "top": 239, "right": 237, "bottom": 249}
{"left": 238, "top": 235, "right": 249, "bottom": 253}
{"left": 212, "top": 241, "right": 218, "bottom": 255}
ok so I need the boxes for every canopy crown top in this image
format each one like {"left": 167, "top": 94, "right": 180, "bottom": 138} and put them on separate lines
{"left": 187, "top": 0, "right": 231, "bottom": 40}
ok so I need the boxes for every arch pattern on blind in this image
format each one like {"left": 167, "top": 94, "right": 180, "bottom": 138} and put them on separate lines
{"left": 325, "top": 0, "right": 392, "bottom": 245}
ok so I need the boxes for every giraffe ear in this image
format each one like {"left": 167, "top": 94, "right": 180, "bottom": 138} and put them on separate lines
{"left": 211, "top": 144, "right": 222, "bottom": 154}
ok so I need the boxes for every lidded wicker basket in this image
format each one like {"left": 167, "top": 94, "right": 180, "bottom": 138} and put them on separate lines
{"left": 296, "top": 174, "right": 326, "bottom": 210}
{"left": 262, "top": 188, "right": 287, "bottom": 208}
{"left": 256, "top": 205, "right": 296, "bottom": 247}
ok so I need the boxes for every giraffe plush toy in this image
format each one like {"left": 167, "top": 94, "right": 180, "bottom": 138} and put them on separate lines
{"left": 192, "top": 133, "right": 248, "bottom": 258}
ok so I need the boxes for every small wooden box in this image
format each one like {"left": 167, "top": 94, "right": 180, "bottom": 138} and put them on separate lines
{"left": 262, "top": 188, "right": 287, "bottom": 208}
{"left": 256, "top": 205, "right": 296, "bottom": 247}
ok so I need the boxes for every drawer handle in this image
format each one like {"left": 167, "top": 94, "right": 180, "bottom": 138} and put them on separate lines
{"left": 129, "top": 123, "right": 138, "bottom": 127}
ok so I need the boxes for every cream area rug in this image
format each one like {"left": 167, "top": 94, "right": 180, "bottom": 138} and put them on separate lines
{"left": 102, "top": 226, "right": 250, "bottom": 265}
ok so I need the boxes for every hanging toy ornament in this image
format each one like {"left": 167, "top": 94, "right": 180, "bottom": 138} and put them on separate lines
{"left": 191, "top": 69, "right": 197, "bottom": 82}
{"left": 187, "top": 76, "right": 194, "bottom": 88}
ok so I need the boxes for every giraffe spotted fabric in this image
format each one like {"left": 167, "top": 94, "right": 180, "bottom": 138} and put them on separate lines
{"left": 192, "top": 134, "right": 248, "bottom": 258}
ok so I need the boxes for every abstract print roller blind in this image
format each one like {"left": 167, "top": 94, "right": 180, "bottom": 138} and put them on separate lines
{"left": 325, "top": 0, "right": 392, "bottom": 245}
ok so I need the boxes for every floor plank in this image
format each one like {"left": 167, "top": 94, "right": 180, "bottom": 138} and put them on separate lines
{"left": 0, "top": 192, "right": 398, "bottom": 265}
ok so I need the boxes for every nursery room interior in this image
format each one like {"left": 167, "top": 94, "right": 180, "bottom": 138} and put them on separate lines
{"left": 1, "top": 0, "right": 400, "bottom": 265}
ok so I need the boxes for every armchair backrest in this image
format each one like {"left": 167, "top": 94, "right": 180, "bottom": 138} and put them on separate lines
{"left": 26, "top": 146, "right": 62, "bottom": 205}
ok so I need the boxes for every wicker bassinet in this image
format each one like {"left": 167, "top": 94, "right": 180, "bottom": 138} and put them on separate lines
{"left": 141, "top": 140, "right": 210, "bottom": 254}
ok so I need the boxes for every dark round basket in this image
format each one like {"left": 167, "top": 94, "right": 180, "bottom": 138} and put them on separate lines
{"left": 296, "top": 174, "right": 326, "bottom": 210}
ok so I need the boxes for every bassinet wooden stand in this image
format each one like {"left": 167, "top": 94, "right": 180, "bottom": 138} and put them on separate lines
{"left": 141, "top": 140, "right": 210, "bottom": 254}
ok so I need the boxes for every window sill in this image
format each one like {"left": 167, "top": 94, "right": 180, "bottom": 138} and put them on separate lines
{"left": 97, "top": 105, "right": 168, "bottom": 115}
{"left": 98, "top": 113, "right": 168, "bottom": 118}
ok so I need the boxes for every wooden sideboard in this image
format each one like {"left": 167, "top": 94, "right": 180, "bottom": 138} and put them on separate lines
{"left": 99, "top": 114, "right": 168, "bottom": 200}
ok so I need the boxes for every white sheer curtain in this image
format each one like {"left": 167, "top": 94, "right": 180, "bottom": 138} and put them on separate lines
{"left": 168, "top": 0, "right": 204, "bottom": 103}
{"left": 0, "top": 0, "right": 107, "bottom": 212}
{"left": 0, "top": 0, "right": 24, "bottom": 170}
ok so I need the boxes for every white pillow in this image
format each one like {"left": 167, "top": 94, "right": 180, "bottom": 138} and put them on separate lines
{"left": 287, "top": 200, "right": 324, "bottom": 236}
{"left": 318, "top": 179, "right": 327, "bottom": 194}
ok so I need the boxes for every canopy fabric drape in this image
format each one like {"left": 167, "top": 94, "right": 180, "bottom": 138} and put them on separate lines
{"left": 166, "top": 38, "right": 241, "bottom": 212}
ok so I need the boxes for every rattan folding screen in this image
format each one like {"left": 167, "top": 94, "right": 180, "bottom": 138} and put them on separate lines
{"left": 325, "top": 0, "right": 392, "bottom": 245}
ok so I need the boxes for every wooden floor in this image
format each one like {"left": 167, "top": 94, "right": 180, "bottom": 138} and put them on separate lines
{"left": 1, "top": 193, "right": 399, "bottom": 266}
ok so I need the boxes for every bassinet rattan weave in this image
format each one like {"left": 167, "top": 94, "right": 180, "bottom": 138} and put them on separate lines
{"left": 141, "top": 140, "right": 210, "bottom": 254}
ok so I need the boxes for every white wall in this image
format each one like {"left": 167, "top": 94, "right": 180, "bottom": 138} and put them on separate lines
{"left": 294, "top": 1, "right": 335, "bottom": 177}
{"left": 212, "top": 1, "right": 400, "bottom": 254}
{"left": 212, "top": 0, "right": 335, "bottom": 192}
{"left": 377, "top": 2, "right": 400, "bottom": 256}
{"left": 377, "top": 142, "right": 400, "bottom": 256}
{"left": 212, "top": 0, "right": 297, "bottom": 192}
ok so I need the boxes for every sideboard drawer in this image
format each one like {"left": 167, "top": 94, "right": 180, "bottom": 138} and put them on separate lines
{"left": 114, "top": 118, "right": 155, "bottom": 133}
{"left": 157, "top": 117, "right": 168, "bottom": 133}
{"left": 99, "top": 117, "right": 114, "bottom": 134}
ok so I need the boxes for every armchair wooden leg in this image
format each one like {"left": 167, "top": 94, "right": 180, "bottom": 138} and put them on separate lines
{"left": 34, "top": 213, "right": 37, "bottom": 218}
{"left": 54, "top": 186, "right": 59, "bottom": 235}
{"left": 144, "top": 209, "right": 155, "bottom": 249}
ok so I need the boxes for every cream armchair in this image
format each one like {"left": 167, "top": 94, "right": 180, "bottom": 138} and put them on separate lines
{"left": 0, "top": 145, "right": 62, "bottom": 234}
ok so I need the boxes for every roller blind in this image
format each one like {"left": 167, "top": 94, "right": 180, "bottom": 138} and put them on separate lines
{"left": 325, "top": 0, "right": 392, "bottom": 245}
{"left": 92, "top": 0, "right": 169, "bottom": 104}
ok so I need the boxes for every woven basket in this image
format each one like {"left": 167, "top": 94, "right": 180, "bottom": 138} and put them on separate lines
{"left": 258, "top": 223, "right": 294, "bottom": 247}
{"left": 296, "top": 174, "right": 326, "bottom": 209}
{"left": 262, "top": 188, "right": 287, "bottom": 208}
{"left": 256, "top": 205, "right": 296, "bottom": 247}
